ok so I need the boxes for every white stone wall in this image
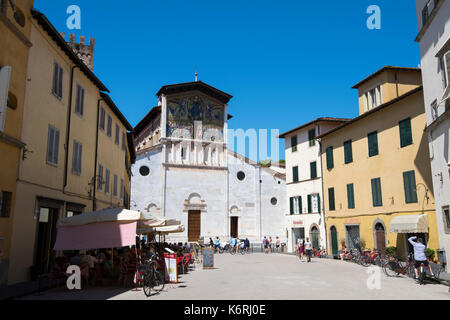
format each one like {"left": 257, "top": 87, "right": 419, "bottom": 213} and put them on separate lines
{"left": 131, "top": 148, "right": 286, "bottom": 244}
{"left": 416, "top": 0, "right": 450, "bottom": 266}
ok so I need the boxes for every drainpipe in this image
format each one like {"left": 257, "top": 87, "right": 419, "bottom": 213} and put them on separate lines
{"left": 63, "top": 65, "right": 79, "bottom": 192}
{"left": 92, "top": 98, "right": 103, "bottom": 211}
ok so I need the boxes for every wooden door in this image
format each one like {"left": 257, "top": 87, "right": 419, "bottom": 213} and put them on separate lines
{"left": 230, "top": 217, "right": 238, "bottom": 238}
{"left": 188, "top": 211, "right": 201, "bottom": 242}
{"left": 375, "top": 224, "right": 386, "bottom": 255}
{"left": 331, "top": 226, "right": 338, "bottom": 255}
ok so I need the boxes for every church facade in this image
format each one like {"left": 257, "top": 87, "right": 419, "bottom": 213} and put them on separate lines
{"left": 131, "top": 81, "right": 286, "bottom": 244}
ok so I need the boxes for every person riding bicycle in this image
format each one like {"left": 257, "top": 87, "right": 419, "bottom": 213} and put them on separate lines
{"left": 214, "top": 237, "right": 220, "bottom": 253}
{"left": 408, "top": 236, "right": 435, "bottom": 282}
{"left": 230, "top": 236, "right": 238, "bottom": 253}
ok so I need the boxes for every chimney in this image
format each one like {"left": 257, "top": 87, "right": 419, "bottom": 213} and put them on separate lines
{"left": 69, "top": 34, "right": 75, "bottom": 43}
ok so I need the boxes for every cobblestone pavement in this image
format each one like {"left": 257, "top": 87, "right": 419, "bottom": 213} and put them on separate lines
{"left": 19, "top": 253, "right": 450, "bottom": 300}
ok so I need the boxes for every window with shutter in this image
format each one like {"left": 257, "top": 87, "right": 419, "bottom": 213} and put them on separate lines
{"left": 344, "top": 140, "right": 353, "bottom": 164}
{"left": 328, "top": 188, "right": 335, "bottom": 211}
{"left": 107, "top": 115, "right": 112, "bottom": 137}
{"left": 291, "top": 136, "right": 297, "bottom": 152}
{"left": 368, "top": 131, "right": 379, "bottom": 157}
{"left": 72, "top": 141, "right": 82, "bottom": 175}
{"left": 293, "top": 166, "right": 299, "bottom": 183}
{"left": 310, "top": 162, "right": 317, "bottom": 179}
{"left": 347, "top": 183, "right": 355, "bottom": 209}
{"left": 0, "top": 66, "right": 11, "bottom": 132}
{"left": 326, "top": 146, "right": 334, "bottom": 169}
{"left": 46, "top": 125, "right": 60, "bottom": 165}
{"left": 122, "top": 132, "right": 126, "bottom": 151}
{"left": 99, "top": 107, "right": 105, "bottom": 131}
{"left": 115, "top": 124, "right": 120, "bottom": 145}
{"left": 113, "top": 174, "right": 118, "bottom": 197}
{"left": 308, "top": 129, "right": 316, "bottom": 146}
{"left": 75, "top": 84, "right": 84, "bottom": 116}
{"left": 52, "top": 62, "right": 63, "bottom": 99}
{"left": 403, "top": 170, "right": 418, "bottom": 203}
{"left": 298, "top": 196, "right": 302, "bottom": 214}
{"left": 105, "top": 169, "right": 110, "bottom": 194}
{"left": 290, "top": 197, "right": 294, "bottom": 215}
{"left": 371, "top": 178, "right": 383, "bottom": 207}
{"left": 307, "top": 195, "right": 312, "bottom": 213}
{"left": 399, "top": 118, "right": 413, "bottom": 148}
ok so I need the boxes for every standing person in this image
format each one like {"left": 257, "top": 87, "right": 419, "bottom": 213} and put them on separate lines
{"left": 408, "top": 236, "right": 436, "bottom": 282}
{"left": 209, "top": 238, "right": 214, "bottom": 248}
{"left": 275, "top": 237, "right": 281, "bottom": 253}
{"left": 263, "top": 236, "right": 268, "bottom": 254}
{"left": 304, "top": 237, "right": 312, "bottom": 263}
{"left": 298, "top": 241, "right": 304, "bottom": 260}
{"left": 268, "top": 237, "right": 273, "bottom": 253}
{"left": 244, "top": 238, "right": 250, "bottom": 253}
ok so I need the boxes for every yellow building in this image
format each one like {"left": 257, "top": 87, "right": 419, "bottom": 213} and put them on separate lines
{"left": 318, "top": 67, "right": 439, "bottom": 260}
{"left": 0, "top": 0, "right": 33, "bottom": 287}
{"left": 6, "top": 8, "right": 135, "bottom": 285}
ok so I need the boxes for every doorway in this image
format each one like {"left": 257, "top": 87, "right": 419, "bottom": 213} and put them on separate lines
{"left": 35, "top": 207, "right": 59, "bottom": 275}
{"left": 311, "top": 227, "right": 320, "bottom": 250}
{"left": 230, "top": 217, "right": 238, "bottom": 238}
{"left": 330, "top": 226, "right": 338, "bottom": 256}
{"left": 292, "top": 227, "right": 305, "bottom": 250}
{"left": 375, "top": 223, "right": 386, "bottom": 255}
{"left": 188, "top": 211, "right": 201, "bottom": 242}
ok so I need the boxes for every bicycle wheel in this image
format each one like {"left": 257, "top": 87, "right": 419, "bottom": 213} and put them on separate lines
{"left": 142, "top": 272, "right": 152, "bottom": 297}
{"left": 152, "top": 270, "right": 165, "bottom": 292}
{"left": 383, "top": 261, "right": 399, "bottom": 277}
{"left": 230, "top": 247, "right": 236, "bottom": 255}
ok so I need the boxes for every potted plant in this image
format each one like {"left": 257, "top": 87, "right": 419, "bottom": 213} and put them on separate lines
{"left": 385, "top": 246, "right": 397, "bottom": 260}
{"left": 425, "top": 248, "right": 435, "bottom": 262}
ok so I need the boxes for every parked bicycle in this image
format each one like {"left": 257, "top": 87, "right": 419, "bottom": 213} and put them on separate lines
{"left": 383, "top": 253, "right": 415, "bottom": 278}
{"left": 141, "top": 254, "right": 165, "bottom": 297}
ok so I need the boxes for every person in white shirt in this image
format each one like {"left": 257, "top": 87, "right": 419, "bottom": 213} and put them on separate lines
{"left": 408, "top": 236, "right": 435, "bottom": 281}
{"left": 304, "top": 238, "right": 312, "bottom": 263}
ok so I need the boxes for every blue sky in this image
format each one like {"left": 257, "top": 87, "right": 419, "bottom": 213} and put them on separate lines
{"left": 34, "top": 0, "right": 421, "bottom": 162}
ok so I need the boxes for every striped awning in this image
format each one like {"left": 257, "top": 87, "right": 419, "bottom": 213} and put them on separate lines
{"left": 389, "top": 214, "right": 429, "bottom": 234}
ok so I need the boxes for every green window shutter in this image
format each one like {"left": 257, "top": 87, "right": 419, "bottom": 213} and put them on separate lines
{"left": 368, "top": 131, "right": 379, "bottom": 157}
{"left": 308, "top": 129, "right": 316, "bottom": 146}
{"left": 307, "top": 195, "right": 312, "bottom": 213}
{"left": 310, "top": 162, "right": 317, "bottom": 179}
{"left": 291, "top": 136, "right": 298, "bottom": 152}
{"left": 328, "top": 188, "right": 335, "bottom": 211}
{"left": 317, "top": 194, "right": 321, "bottom": 213}
{"left": 290, "top": 197, "right": 294, "bottom": 214}
{"left": 403, "top": 171, "right": 418, "bottom": 203}
{"left": 371, "top": 178, "right": 383, "bottom": 207}
{"left": 347, "top": 183, "right": 355, "bottom": 209}
{"left": 293, "top": 166, "right": 299, "bottom": 183}
{"left": 298, "top": 196, "right": 302, "bottom": 214}
{"left": 344, "top": 140, "right": 353, "bottom": 164}
{"left": 326, "top": 146, "right": 334, "bottom": 169}
{"left": 399, "top": 118, "right": 413, "bottom": 148}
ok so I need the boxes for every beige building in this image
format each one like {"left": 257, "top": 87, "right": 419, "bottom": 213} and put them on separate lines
{"left": 318, "top": 67, "right": 439, "bottom": 259}
{"left": 0, "top": 0, "right": 33, "bottom": 287}
{"left": 6, "top": 9, "right": 135, "bottom": 285}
